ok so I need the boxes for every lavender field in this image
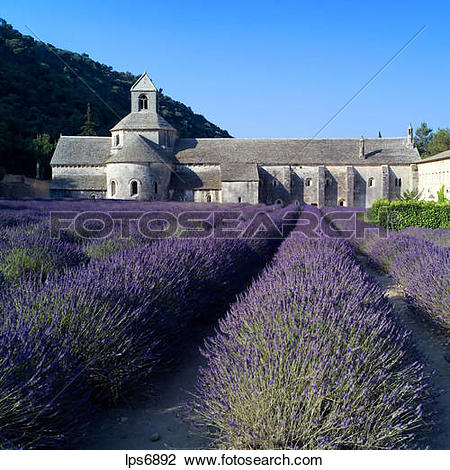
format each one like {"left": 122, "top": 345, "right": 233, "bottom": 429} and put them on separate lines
{"left": 0, "top": 200, "right": 448, "bottom": 449}
{"left": 322, "top": 206, "right": 450, "bottom": 331}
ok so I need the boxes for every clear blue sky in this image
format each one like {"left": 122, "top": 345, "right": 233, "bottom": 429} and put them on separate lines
{"left": 1, "top": 0, "right": 449, "bottom": 138}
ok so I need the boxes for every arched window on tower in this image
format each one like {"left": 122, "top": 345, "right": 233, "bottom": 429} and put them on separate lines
{"left": 368, "top": 177, "right": 375, "bottom": 187}
{"left": 111, "top": 180, "right": 117, "bottom": 197}
{"left": 114, "top": 134, "right": 120, "bottom": 146}
{"left": 130, "top": 180, "right": 139, "bottom": 197}
{"left": 138, "top": 94, "right": 148, "bottom": 111}
{"left": 305, "top": 178, "right": 312, "bottom": 187}
{"left": 154, "top": 181, "right": 158, "bottom": 194}
{"left": 206, "top": 194, "right": 212, "bottom": 203}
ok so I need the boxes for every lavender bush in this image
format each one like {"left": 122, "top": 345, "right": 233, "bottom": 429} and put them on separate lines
{"left": 369, "top": 234, "right": 450, "bottom": 329}
{"left": 0, "top": 225, "right": 88, "bottom": 283}
{"left": 322, "top": 208, "right": 450, "bottom": 330}
{"left": 0, "top": 201, "right": 296, "bottom": 447}
{"left": 190, "top": 213, "right": 429, "bottom": 449}
{"left": 0, "top": 303, "right": 91, "bottom": 449}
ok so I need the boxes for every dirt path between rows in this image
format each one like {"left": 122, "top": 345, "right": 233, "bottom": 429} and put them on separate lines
{"left": 71, "top": 323, "right": 213, "bottom": 450}
{"left": 356, "top": 253, "right": 450, "bottom": 449}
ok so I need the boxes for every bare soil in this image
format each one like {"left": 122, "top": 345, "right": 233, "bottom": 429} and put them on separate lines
{"left": 71, "top": 323, "right": 213, "bottom": 450}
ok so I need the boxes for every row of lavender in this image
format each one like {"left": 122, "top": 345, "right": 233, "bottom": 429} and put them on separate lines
{"left": 322, "top": 207, "right": 450, "bottom": 331}
{"left": 0, "top": 201, "right": 297, "bottom": 448}
{"left": 189, "top": 206, "right": 430, "bottom": 449}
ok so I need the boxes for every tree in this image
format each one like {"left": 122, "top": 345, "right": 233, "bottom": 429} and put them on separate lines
{"left": 80, "top": 103, "right": 97, "bottom": 136}
{"left": 414, "top": 122, "right": 433, "bottom": 157}
{"left": 32, "top": 133, "right": 55, "bottom": 179}
{"left": 425, "top": 128, "right": 450, "bottom": 157}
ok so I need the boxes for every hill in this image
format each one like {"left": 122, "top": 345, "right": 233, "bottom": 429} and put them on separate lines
{"left": 0, "top": 19, "right": 231, "bottom": 178}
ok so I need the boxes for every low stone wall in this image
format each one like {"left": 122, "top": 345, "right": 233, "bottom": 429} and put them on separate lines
{"left": 0, "top": 175, "right": 50, "bottom": 198}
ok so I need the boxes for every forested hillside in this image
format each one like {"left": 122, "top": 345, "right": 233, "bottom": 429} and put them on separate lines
{"left": 0, "top": 19, "right": 231, "bottom": 178}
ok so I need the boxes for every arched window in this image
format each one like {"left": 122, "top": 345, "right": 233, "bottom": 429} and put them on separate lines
{"left": 368, "top": 177, "right": 375, "bottom": 187}
{"left": 325, "top": 178, "right": 332, "bottom": 187}
{"left": 154, "top": 181, "right": 158, "bottom": 194}
{"left": 138, "top": 94, "right": 148, "bottom": 111}
{"left": 206, "top": 194, "right": 212, "bottom": 203}
{"left": 111, "top": 180, "right": 117, "bottom": 196}
{"left": 305, "top": 178, "right": 312, "bottom": 187}
{"left": 294, "top": 199, "right": 300, "bottom": 206}
{"left": 272, "top": 179, "right": 278, "bottom": 187}
{"left": 339, "top": 199, "right": 345, "bottom": 206}
{"left": 130, "top": 180, "right": 139, "bottom": 197}
{"left": 398, "top": 178, "right": 402, "bottom": 187}
{"left": 114, "top": 134, "right": 120, "bottom": 146}
{"left": 90, "top": 194, "right": 97, "bottom": 199}
{"left": 275, "top": 199, "right": 283, "bottom": 206}
{"left": 238, "top": 196, "right": 242, "bottom": 203}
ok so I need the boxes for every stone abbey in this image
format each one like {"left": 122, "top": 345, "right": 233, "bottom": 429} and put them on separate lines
{"left": 51, "top": 73, "right": 448, "bottom": 207}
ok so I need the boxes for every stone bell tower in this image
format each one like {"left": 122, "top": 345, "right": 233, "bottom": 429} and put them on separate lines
{"left": 130, "top": 72, "right": 158, "bottom": 113}
{"left": 407, "top": 123, "right": 414, "bottom": 148}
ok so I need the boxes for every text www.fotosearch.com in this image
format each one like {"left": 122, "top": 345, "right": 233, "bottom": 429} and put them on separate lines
{"left": 125, "top": 452, "right": 323, "bottom": 467}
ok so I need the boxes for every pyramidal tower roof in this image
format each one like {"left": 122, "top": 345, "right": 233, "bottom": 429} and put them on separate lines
{"left": 130, "top": 72, "right": 157, "bottom": 92}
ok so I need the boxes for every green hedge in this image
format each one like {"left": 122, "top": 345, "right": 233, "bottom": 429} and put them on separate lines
{"left": 370, "top": 200, "right": 450, "bottom": 229}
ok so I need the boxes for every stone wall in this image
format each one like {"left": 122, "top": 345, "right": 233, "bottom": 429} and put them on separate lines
{"left": 417, "top": 157, "right": 450, "bottom": 201}
{"left": 50, "top": 189, "right": 106, "bottom": 199}
{"left": 193, "top": 189, "right": 221, "bottom": 203}
{"left": 106, "top": 162, "right": 172, "bottom": 200}
{"left": 0, "top": 175, "right": 50, "bottom": 198}
{"left": 258, "top": 166, "right": 291, "bottom": 205}
{"left": 52, "top": 165, "right": 106, "bottom": 179}
{"left": 222, "top": 181, "right": 259, "bottom": 204}
{"left": 290, "top": 166, "right": 319, "bottom": 205}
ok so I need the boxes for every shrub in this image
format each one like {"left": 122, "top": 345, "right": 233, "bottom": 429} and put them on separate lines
{"left": 0, "top": 304, "right": 92, "bottom": 449}
{"left": 370, "top": 200, "right": 450, "bottom": 230}
{"left": 0, "top": 232, "right": 87, "bottom": 283}
{"left": 437, "top": 185, "right": 449, "bottom": 204}
{"left": 369, "top": 233, "right": 450, "bottom": 330}
{"left": 369, "top": 198, "right": 390, "bottom": 224}
{"left": 0, "top": 202, "right": 298, "bottom": 447}
{"left": 398, "top": 188, "right": 423, "bottom": 201}
{"left": 399, "top": 227, "right": 450, "bottom": 247}
{"left": 190, "top": 230, "right": 429, "bottom": 449}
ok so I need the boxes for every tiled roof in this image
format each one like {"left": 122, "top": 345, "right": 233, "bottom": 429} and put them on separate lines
{"left": 51, "top": 136, "right": 110, "bottom": 166}
{"left": 170, "top": 166, "right": 221, "bottom": 190}
{"left": 106, "top": 135, "right": 175, "bottom": 164}
{"left": 220, "top": 162, "right": 259, "bottom": 181}
{"left": 416, "top": 150, "right": 450, "bottom": 164}
{"left": 111, "top": 112, "right": 176, "bottom": 131}
{"left": 174, "top": 138, "right": 420, "bottom": 165}
{"left": 130, "top": 72, "right": 157, "bottom": 92}
{"left": 51, "top": 174, "right": 106, "bottom": 190}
